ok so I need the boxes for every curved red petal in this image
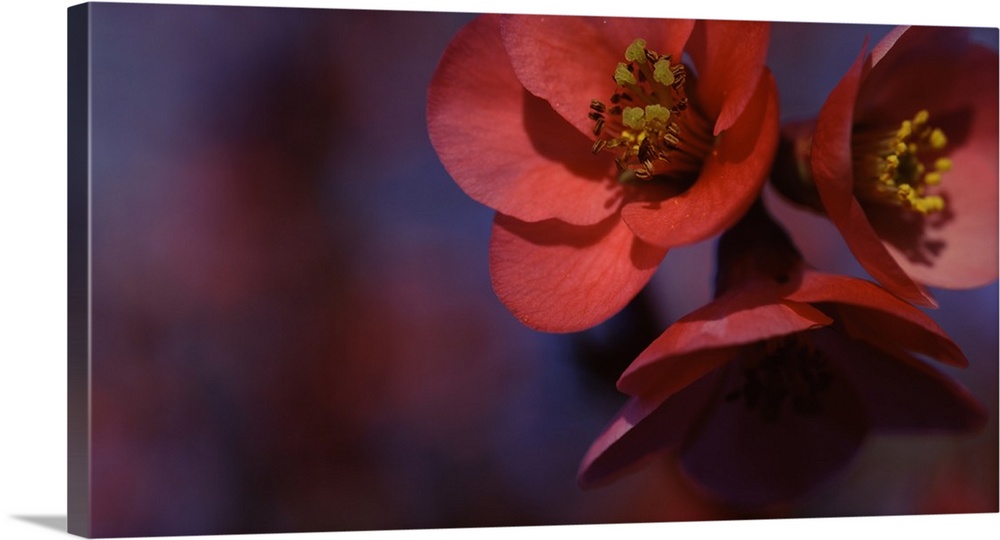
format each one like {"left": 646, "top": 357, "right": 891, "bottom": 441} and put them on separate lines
{"left": 788, "top": 270, "right": 962, "bottom": 364}
{"left": 489, "top": 212, "right": 666, "bottom": 332}
{"left": 829, "top": 195, "right": 937, "bottom": 306}
{"left": 686, "top": 20, "right": 770, "bottom": 134}
{"left": 428, "top": 15, "right": 620, "bottom": 226}
{"left": 810, "top": 40, "right": 937, "bottom": 307}
{"left": 864, "top": 26, "right": 965, "bottom": 85}
{"left": 620, "top": 70, "right": 779, "bottom": 248}
{"left": 810, "top": 40, "right": 865, "bottom": 218}
{"left": 838, "top": 305, "right": 968, "bottom": 367}
{"left": 618, "top": 283, "right": 832, "bottom": 395}
{"left": 578, "top": 367, "right": 723, "bottom": 488}
{"left": 500, "top": 14, "right": 694, "bottom": 137}
{"left": 867, "top": 25, "right": 908, "bottom": 67}
{"left": 812, "top": 329, "right": 987, "bottom": 433}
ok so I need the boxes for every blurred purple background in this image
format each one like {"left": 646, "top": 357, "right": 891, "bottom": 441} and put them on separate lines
{"left": 83, "top": 4, "right": 998, "bottom": 536}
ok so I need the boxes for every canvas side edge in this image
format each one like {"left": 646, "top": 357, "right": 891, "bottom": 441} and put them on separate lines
{"left": 67, "top": 3, "right": 92, "bottom": 538}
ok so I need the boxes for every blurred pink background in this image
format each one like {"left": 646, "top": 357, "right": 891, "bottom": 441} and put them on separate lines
{"left": 81, "top": 4, "right": 998, "bottom": 536}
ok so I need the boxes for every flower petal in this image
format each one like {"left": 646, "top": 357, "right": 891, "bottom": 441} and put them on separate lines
{"left": 500, "top": 14, "right": 694, "bottom": 137}
{"left": 866, "top": 25, "right": 908, "bottom": 67}
{"left": 893, "top": 84, "right": 1000, "bottom": 289}
{"left": 861, "top": 26, "right": 967, "bottom": 96}
{"left": 787, "top": 270, "right": 966, "bottom": 366}
{"left": 618, "top": 283, "right": 832, "bottom": 395}
{"left": 489, "top": 212, "right": 667, "bottom": 332}
{"left": 858, "top": 30, "right": 999, "bottom": 289}
{"left": 620, "top": 70, "right": 779, "bottom": 248}
{"left": 811, "top": 329, "right": 987, "bottom": 433}
{"left": 578, "top": 366, "right": 724, "bottom": 488}
{"left": 685, "top": 20, "right": 771, "bottom": 134}
{"left": 837, "top": 304, "right": 968, "bottom": 368}
{"left": 809, "top": 40, "right": 937, "bottom": 307}
{"left": 427, "top": 14, "right": 620, "bottom": 225}
{"left": 679, "top": 345, "right": 869, "bottom": 506}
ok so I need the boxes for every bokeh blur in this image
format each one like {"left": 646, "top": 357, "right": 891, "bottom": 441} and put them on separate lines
{"left": 81, "top": 4, "right": 998, "bottom": 536}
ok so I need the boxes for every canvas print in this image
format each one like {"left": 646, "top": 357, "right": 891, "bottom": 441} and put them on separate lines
{"left": 67, "top": 2, "right": 999, "bottom": 538}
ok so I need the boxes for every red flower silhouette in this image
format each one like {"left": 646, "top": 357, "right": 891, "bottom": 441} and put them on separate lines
{"left": 578, "top": 202, "right": 985, "bottom": 506}
{"left": 776, "top": 26, "right": 998, "bottom": 307}
{"left": 428, "top": 14, "right": 778, "bottom": 332}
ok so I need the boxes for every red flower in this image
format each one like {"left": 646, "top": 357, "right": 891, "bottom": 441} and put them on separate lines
{"left": 577, "top": 202, "right": 985, "bottom": 506}
{"left": 777, "top": 26, "right": 998, "bottom": 307}
{"left": 427, "top": 14, "right": 779, "bottom": 332}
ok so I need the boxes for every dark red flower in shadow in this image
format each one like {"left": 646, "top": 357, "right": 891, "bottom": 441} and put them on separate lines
{"left": 774, "top": 26, "right": 998, "bottom": 307}
{"left": 577, "top": 201, "right": 986, "bottom": 506}
{"left": 428, "top": 14, "right": 778, "bottom": 332}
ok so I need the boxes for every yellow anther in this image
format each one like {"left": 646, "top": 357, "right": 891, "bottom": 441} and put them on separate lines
{"left": 644, "top": 104, "right": 670, "bottom": 125}
{"left": 614, "top": 63, "right": 636, "bottom": 86}
{"left": 853, "top": 109, "right": 951, "bottom": 215}
{"left": 897, "top": 121, "right": 912, "bottom": 139}
{"left": 622, "top": 107, "right": 645, "bottom": 129}
{"left": 653, "top": 59, "right": 674, "bottom": 86}
{"left": 910, "top": 193, "right": 945, "bottom": 214}
{"left": 930, "top": 128, "right": 947, "bottom": 149}
{"left": 625, "top": 39, "right": 647, "bottom": 64}
{"left": 923, "top": 196, "right": 944, "bottom": 212}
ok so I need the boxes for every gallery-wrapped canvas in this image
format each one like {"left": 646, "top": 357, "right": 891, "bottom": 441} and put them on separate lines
{"left": 67, "top": 2, "right": 998, "bottom": 538}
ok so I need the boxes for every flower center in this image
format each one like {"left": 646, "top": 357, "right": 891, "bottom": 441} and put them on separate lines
{"left": 853, "top": 109, "right": 951, "bottom": 214}
{"left": 724, "top": 334, "right": 833, "bottom": 422}
{"left": 589, "top": 38, "right": 712, "bottom": 182}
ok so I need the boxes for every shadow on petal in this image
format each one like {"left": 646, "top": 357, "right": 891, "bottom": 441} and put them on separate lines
{"left": 578, "top": 367, "right": 725, "bottom": 488}
{"left": 679, "top": 340, "right": 869, "bottom": 507}
{"left": 866, "top": 200, "right": 952, "bottom": 268}
{"left": 812, "top": 328, "right": 987, "bottom": 432}
{"left": 522, "top": 88, "right": 610, "bottom": 184}
{"left": 489, "top": 213, "right": 667, "bottom": 332}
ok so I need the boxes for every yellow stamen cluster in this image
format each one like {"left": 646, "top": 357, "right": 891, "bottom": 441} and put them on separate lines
{"left": 855, "top": 109, "right": 951, "bottom": 214}
{"left": 588, "top": 38, "right": 695, "bottom": 181}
